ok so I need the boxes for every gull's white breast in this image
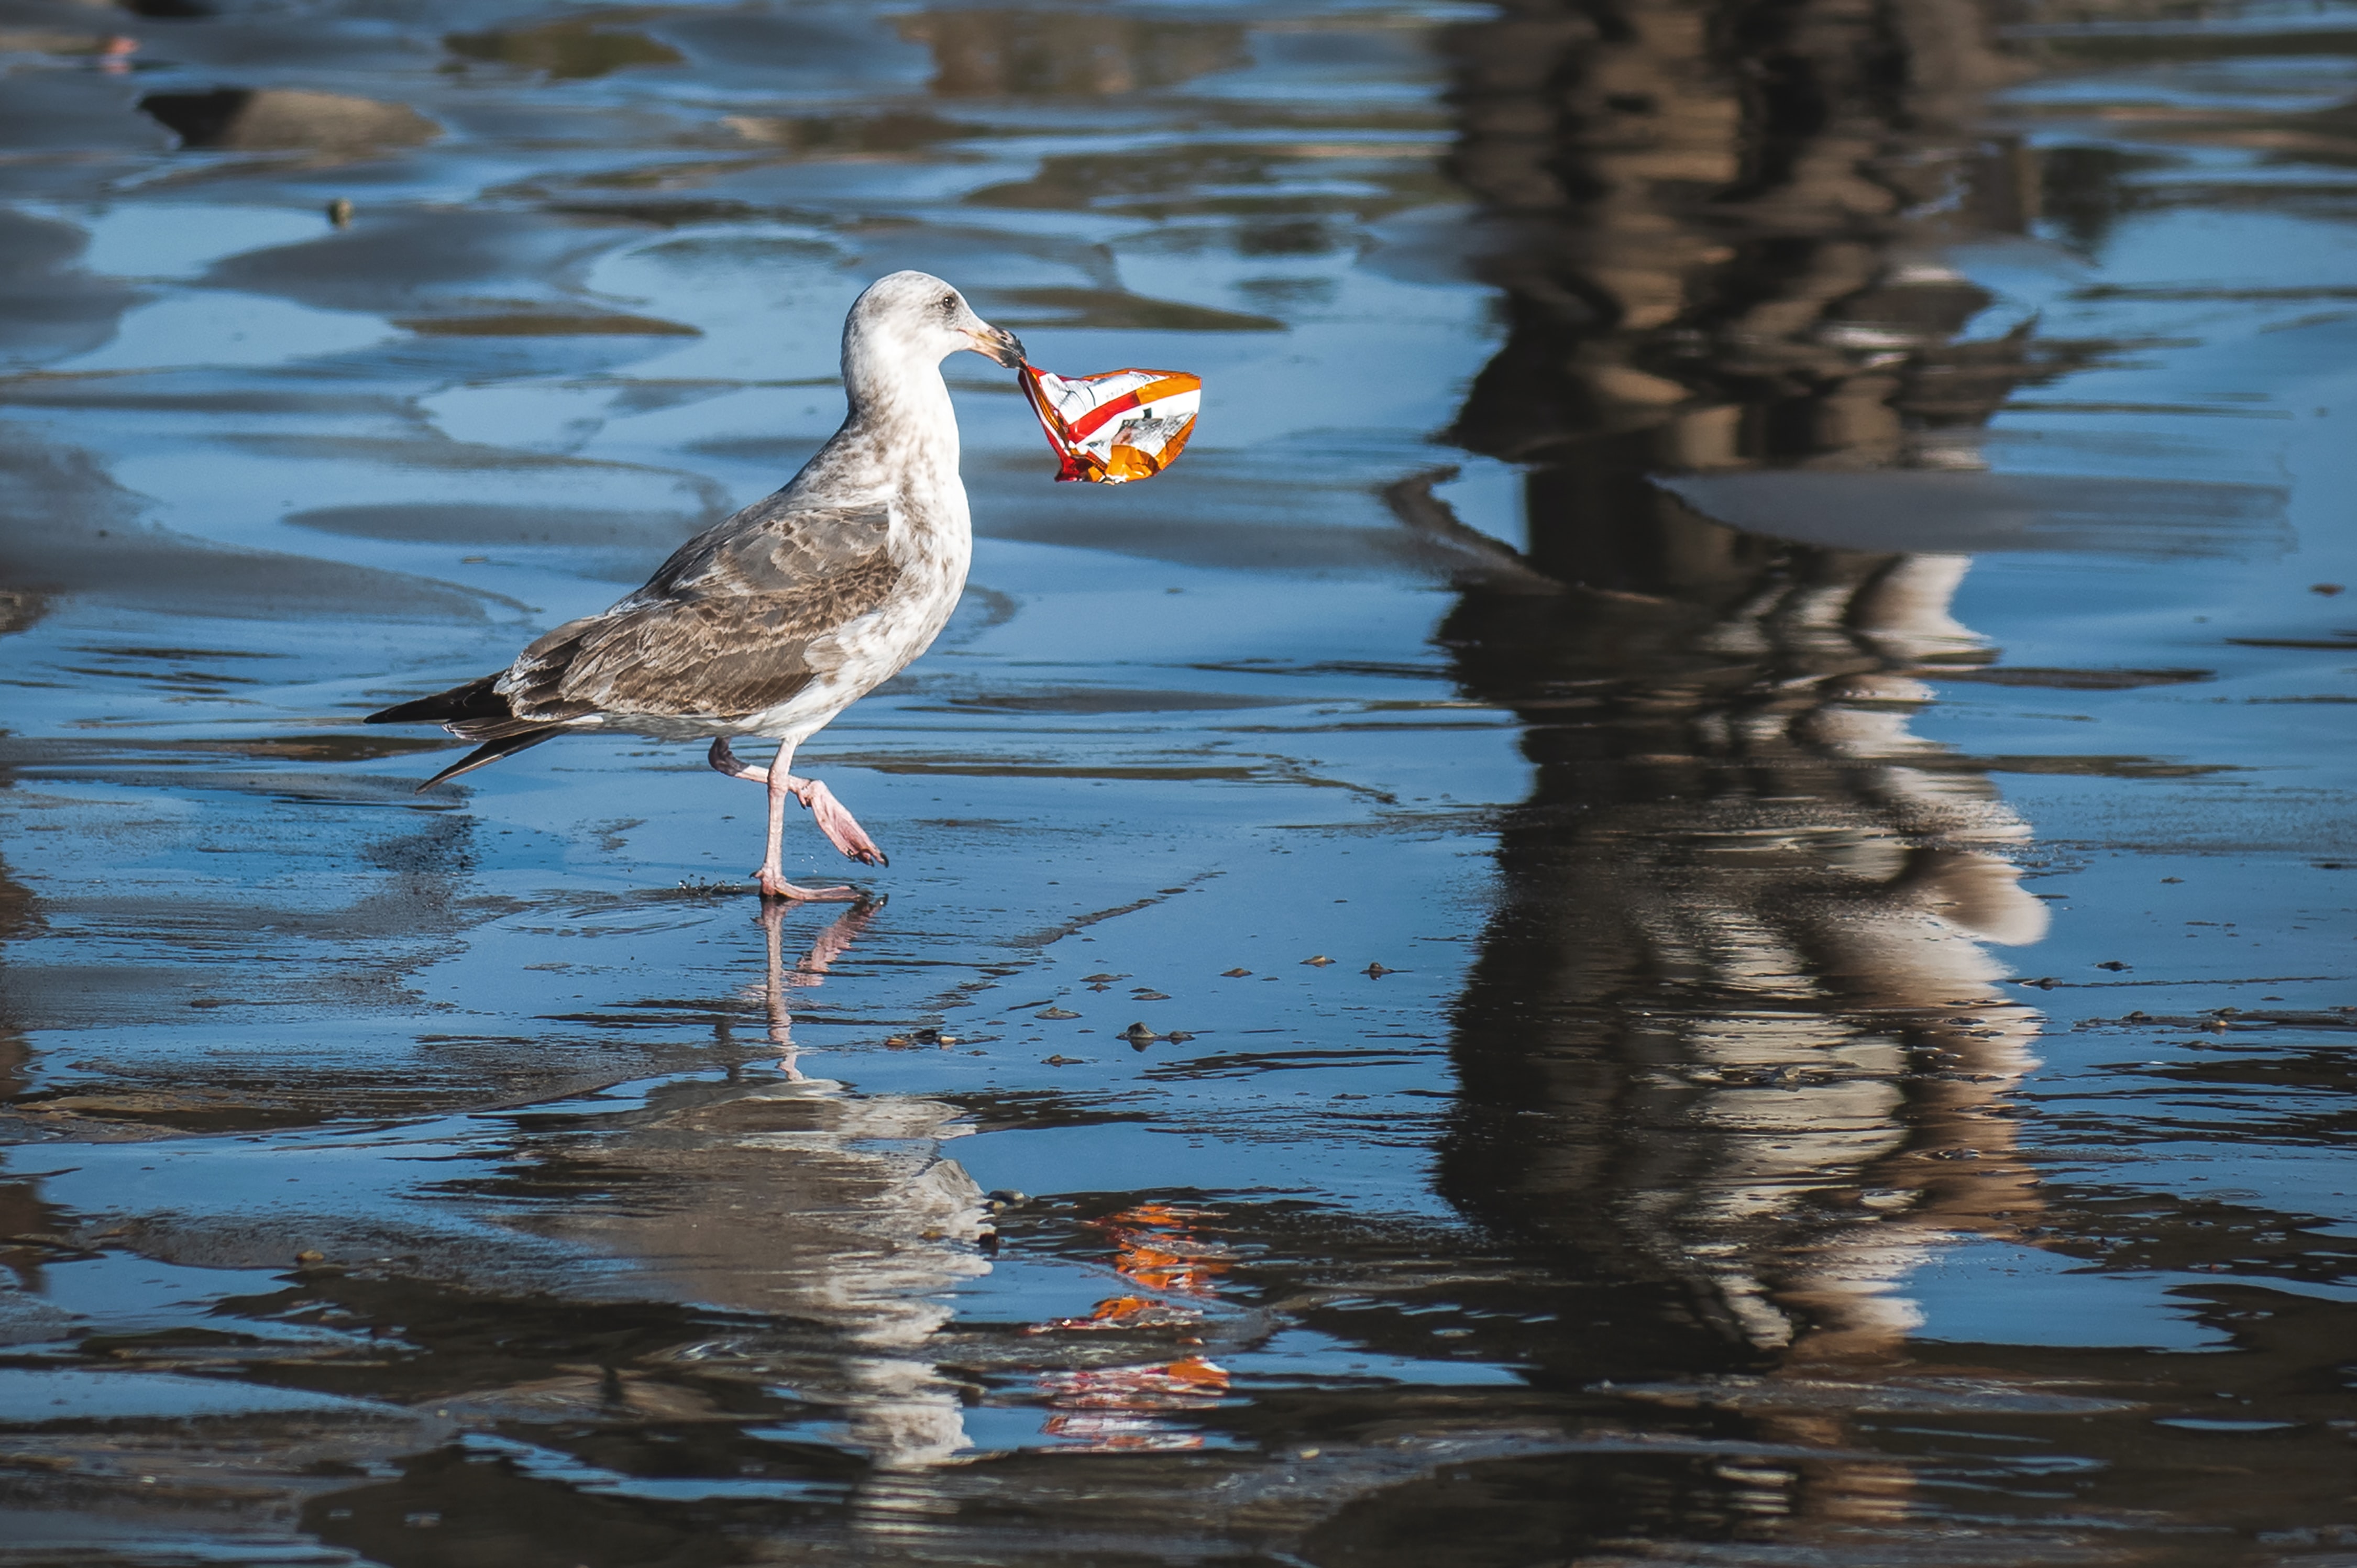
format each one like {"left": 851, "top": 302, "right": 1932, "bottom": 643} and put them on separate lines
{"left": 745, "top": 471, "right": 973, "bottom": 743}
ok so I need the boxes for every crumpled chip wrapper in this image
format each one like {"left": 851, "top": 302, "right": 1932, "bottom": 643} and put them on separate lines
{"left": 1020, "top": 365, "right": 1201, "bottom": 484}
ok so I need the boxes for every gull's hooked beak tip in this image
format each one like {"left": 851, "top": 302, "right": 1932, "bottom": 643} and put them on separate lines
{"left": 969, "top": 323, "right": 1026, "bottom": 369}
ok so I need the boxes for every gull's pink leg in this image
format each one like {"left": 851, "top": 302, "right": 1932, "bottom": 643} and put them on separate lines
{"left": 758, "top": 760, "right": 858, "bottom": 901}
{"left": 707, "top": 737, "right": 856, "bottom": 901}
{"left": 711, "top": 737, "right": 887, "bottom": 866}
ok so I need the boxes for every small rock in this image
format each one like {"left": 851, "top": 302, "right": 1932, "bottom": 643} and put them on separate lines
{"left": 2162, "top": 876, "right": 2183, "bottom": 884}
{"left": 1131, "top": 989, "right": 1170, "bottom": 1001}
{"left": 1082, "top": 973, "right": 1125, "bottom": 983}
{"left": 1037, "top": 1007, "right": 1080, "bottom": 1020}
{"left": 326, "top": 197, "right": 353, "bottom": 228}
{"left": 1042, "top": 1054, "right": 1086, "bottom": 1065}
{"left": 1303, "top": 955, "right": 1334, "bottom": 967}
{"left": 1164, "top": 1030, "right": 1195, "bottom": 1043}
{"left": 2096, "top": 960, "right": 2131, "bottom": 972}
{"left": 1222, "top": 968, "right": 1250, "bottom": 978}
{"left": 2313, "top": 583, "right": 2345, "bottom": 596}
{"left": 1364, "top": 963, "right": 1392, "bottom": 978}
{"left": 295, "top": 1250, "right": 325, "bottom": 1264}
{"left": 1122, "top": 1022, "right": 1159, "bottom": 1043}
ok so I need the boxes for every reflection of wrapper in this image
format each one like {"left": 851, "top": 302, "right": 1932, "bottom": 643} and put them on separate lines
{"left": 1020, "top": 365, "right": 1201, "bottom": 484}
{"left": 1038, "top": 1356, "right": 1230, "bottom": 1452}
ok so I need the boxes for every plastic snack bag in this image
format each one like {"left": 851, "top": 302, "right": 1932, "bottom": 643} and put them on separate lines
{"left": 1020, "top": 365, "right": 1201, "bottom": 484}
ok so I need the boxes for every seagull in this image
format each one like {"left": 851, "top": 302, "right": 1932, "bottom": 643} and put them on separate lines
{"left": 366, "top": 271, "right": 1025, "bottom": 900}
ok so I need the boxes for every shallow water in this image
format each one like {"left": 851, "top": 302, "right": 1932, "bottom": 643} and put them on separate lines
{"left": 0, "top": 0, "right": 2354, "bottom": 1562}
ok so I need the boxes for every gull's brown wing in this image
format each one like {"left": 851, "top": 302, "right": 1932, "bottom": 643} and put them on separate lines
{"left": 499, "top": 496, "right": 902, "bottom": 724}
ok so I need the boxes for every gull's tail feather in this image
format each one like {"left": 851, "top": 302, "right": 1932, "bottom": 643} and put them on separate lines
{"left": 418, "top": 727, "right": 564, "bottom": 791}
{"left": 369, "top": 673, "right": 571, "bottom": 789}
{"left": 367, "top": 675, "right": 506, "bottom": 727}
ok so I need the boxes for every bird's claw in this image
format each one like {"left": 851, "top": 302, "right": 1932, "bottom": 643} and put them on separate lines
{"left": 796, "top": 779, "right": 888, "bottom": 867}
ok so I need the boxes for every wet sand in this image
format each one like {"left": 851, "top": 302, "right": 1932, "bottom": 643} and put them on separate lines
{"left": 2, "top": 0, "right": 2355, "bottom": 1563}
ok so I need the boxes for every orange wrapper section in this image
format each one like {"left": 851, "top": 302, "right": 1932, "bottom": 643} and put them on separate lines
{"left": 1020, "top": 365, "right": 1201, "bottom": 484}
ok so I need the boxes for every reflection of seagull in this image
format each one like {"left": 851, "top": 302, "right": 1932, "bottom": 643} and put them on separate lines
{"left": 367, "top": 272, "right": 1025, "bottom": 899}
{"left": 752, "top": 897, "right": 878, "bottom": 1077}
{"left": 513, "top": 896, "right": 987, "bottom": 1468}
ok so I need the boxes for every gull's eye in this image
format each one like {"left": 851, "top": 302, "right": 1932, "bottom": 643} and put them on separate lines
{"left": 937, "top": 294, "right": 957, "bottom": 314}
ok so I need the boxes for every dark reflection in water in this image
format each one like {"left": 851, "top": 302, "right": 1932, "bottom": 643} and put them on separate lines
{"left": 1268, "top": 0, "right": 2057, "bottom": 1547}
{"left": 1428, "top": 0, "right": 2053, "bottom": 1370}
{"left": 1302, "top": 0, "right": 2357, "bottom": 1553}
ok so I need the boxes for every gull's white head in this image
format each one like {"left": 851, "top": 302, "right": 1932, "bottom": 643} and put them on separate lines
{"left": 842, "top": 271, "right": 1024, "bottom": 403}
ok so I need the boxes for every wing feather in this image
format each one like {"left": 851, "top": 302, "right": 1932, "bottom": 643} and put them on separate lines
{"left": 495, "top": 496, "right": 901, "bottom": 724}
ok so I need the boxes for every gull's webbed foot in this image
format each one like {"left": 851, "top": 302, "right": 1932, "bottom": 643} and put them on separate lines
{"left": 753, "top": 867, "right": 860, "bottom": 902}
